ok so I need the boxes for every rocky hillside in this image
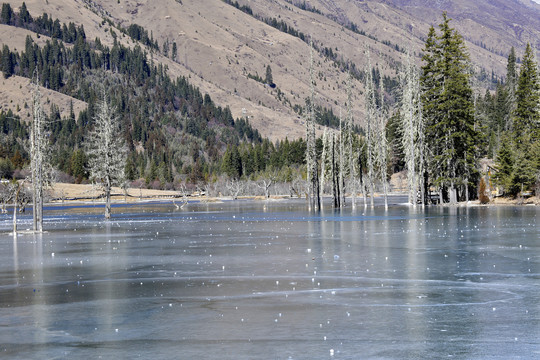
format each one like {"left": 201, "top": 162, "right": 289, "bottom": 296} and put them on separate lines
{"left": 1, "top": 0, "right": 539, "bottom": 140}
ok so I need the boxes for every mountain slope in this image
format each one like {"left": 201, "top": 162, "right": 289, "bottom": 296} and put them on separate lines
{"left": 1, "top": 0, "right": 539, "bottom": 141}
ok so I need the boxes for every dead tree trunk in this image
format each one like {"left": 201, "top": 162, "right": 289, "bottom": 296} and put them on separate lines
{"left": 306, "top": 39, "right": 320, "bottom": 211}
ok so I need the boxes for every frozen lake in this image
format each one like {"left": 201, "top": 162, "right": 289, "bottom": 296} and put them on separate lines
{"left": 0, "top": 199, "right": 539, "bottom": 359}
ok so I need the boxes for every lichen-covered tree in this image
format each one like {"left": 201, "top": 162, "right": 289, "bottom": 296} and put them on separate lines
{"left": 85, "top": 93, "right": 127, "bottom": 219}
{"left": 375, "top": 72, "right": 389, "bottom": 209}
{"left": 400, "top": 49, "right": 425, "bottom": 206}
{"left": 337, "top": 74, "right": 356, "bottom": 208}
{"left": 306, "top": 39, "right": 320, "bottom": 211}
{"left": 364, "top": 49, "right": 377, "bottom": 207}
{"left": 30, "top": 72, "right": 50, "bottom": 232}
{"left": 320, "top": 129, "right": 329, "bottom": 192}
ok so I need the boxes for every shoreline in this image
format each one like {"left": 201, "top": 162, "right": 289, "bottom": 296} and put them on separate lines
{"left": 47, "top": 193, "right": 537, "bottom": 208}
{"left": 5, "top": 183, "right": 536, "bottom": 208}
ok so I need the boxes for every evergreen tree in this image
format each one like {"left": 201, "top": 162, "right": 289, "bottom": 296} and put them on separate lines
{"left": 70, "top": 149, "right": 88, "bottom": 182}
{"left": 514, "top": 43, "right": 540, "bottom": 146}
{"left": 19, "top": 2, "right": 32, "bottom": 24}
{"left": 420, "top": 13, "right": 478, "bottom": 203}
{"left": 222, "top": 145, "right": 242, "bottom": 179}
{"left": 504, "top": 47, "right": 518, "bottom": 131}
{"left": 494, "top": 135, "right": 514, "bottom": 194}
{"left": 265, "top": 64, "right": 273, "bottom": 85}
{"left": 172, "top": 41, "right": 177, "bottom": 61}
{"left": 1, "top": 45, "right": 13, "bottom": 78}
{"left": 0, "top": 3, "right": 13, "bottom": 25}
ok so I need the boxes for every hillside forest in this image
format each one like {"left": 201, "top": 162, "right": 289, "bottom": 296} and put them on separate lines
{"left": 0, "top": 3, "right": 539, "bottom": 205}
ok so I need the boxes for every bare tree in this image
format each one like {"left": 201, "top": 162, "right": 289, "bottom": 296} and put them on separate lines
{"left": 257, "top": 170, "right": 277, "bottom": 200}
{"left": 376, "top": 69, "right": 389, "bottom": 209}
{"left": 306, "top": 38, "right": 320, "bottom": 211}
{"left": 30, "top": 72, "right": 51, "bottom": 232}
{"left": 226, "top": 179, "right": 244, "bottom": 200}
{"left": 400, "top": 50, "right": 425, "bottom": 206}
{"left": 0, "top": 180, "right": 31, "bottom": 234}
{"left": 174, "top": 184, "right": 189, "bottom": 209}
{"left": 0, "top": 182, "right": 10, "bottom": 213}
{"left": 85, "top": 93, "right": 128, "bottom": 219}
{"left": 290, "top": 176, "right": 306, "bottom": 198}
{"left": 364, "top": 49, "right": 377, "bottom": 208}
{"left": 11, "top": 180, "right": 30, "bottom": 234}
{"left": 345, "top": 73, "right": 356, "bottom": 208}
{"left": 320, "top": 129, "right": 330, "bottom": 192}
{"left": 331, "top": 133, "right": 341, "bottom": 208}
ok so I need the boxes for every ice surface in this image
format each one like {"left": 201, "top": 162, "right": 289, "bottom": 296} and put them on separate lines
{"left": 0, "top": 199, "right": 538, "bottom": 359}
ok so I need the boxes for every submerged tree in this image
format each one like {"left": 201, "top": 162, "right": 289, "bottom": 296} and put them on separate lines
{"left": 306, "top": 39, "right": 320, "bottom": 211}
{"left": 85, "top": 93, "right": 127, "bottom": 219}
{"left": 30, "top": 71, "right": 50, "bottom": 232}
{"left": 363, "top": 50, "right": 390, "bottom": 208}
{"left": 364, "top": 49, "right": 377, "bottom": 207}
{"left": 375, "top": 72, "right": 389, "bottom": 209}
{"left": 400, "top": 49, "right": 425, "bottom": 206}
{"left": 343, "top": 73, "right": 356, "bottom": 208}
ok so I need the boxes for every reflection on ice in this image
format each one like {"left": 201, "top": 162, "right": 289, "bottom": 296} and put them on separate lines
{"left": 0, "top": 200, "right": 538, "bottom": 359}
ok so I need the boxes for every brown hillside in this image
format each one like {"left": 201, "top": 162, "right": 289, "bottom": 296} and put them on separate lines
{"left": 1, "top": 0, "right": 539, "bottom": 140}
{"left": 0, "top": 75, "right": 87, "bottom": 123}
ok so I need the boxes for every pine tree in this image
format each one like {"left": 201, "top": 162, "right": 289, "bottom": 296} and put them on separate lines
{"left": 1, "top": 44, "right": 13, "bottom": 78}
{"left": 514, "top": 43, "right": 540, "bottom": 147}
{"left": 510, "top": 144, "right": 536, "bottom": 196}
{"left": 0, "top": 3, "right": 13, "bottom": 25}
{"left": 420, "top": 13, "right": 478, "bottom": 203}
{"left": 70, "top": 149, "right": 88, "bottom": 182}
{"left": 504, "top": 47, "right": 518, "bottom": 131}
{"left": 222, "top": 145, "right": 242, "bottom": 179}
{"left": 265, "top": 64, "right": 273, "bottom": 86}
{"left": 494, "top": 135, "right": 514, "bottom": 194}
{"left": 420, "top": 25, "right": 445, "bottom": 202}
{"left": 172, "top": 42, "right": 177, "bottom": 62}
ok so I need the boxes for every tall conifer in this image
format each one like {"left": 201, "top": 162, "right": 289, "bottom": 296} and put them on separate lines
{"left": 420, "top": 13, "right": 478, "bottom": 203}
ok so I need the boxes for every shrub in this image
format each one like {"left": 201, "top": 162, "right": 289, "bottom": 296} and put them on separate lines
{"left": 479, "top": 178, "right": 489, "bottom": 204}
